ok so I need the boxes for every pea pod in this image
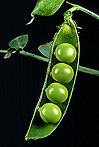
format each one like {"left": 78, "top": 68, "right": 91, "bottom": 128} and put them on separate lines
{"left": 31, "top": 0, "right": 65, "bottom": 17}
{"left": 25, "top": 19, "right": 80, "bottom": 140}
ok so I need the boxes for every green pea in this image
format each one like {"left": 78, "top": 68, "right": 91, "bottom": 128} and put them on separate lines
{"left": 55, "top": 43, "right": 77, "bottom": 63}
{"left": 39, "top": 103, "right": 62, "bottom": 123}
{"left": 51, "top": 63, "right": 74, "bottom": 83}
{"left": 45, "top": 82, "right": 68, "bottom": 103}
{"left": 31, "top": 0, "right": 65, "bottom": 17}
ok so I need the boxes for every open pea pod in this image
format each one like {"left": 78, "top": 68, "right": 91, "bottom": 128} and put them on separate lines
{"left": 31, "top": 0, "right": 65, "bottom": 17}
{"left": 25, "top": 19, "right": 80, "bottom": 140}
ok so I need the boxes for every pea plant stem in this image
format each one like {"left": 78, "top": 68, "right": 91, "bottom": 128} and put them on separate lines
{"left": 78, "top": 66, "right": 99, "bottom": 76}
{"left": 66, "top": 1, "right": 99, "bottom": 20}
{"left": 19, "top": 50, "right": 49, "bottom": 62}
{"left": 0, "top": 50, "right": 49, "bottom": 62}
{"left": 0, "top": 49, "right": 99, "bottom": 76}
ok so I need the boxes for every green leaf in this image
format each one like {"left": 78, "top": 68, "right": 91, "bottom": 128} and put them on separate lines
{"left": 38, "top": 43, "right": 52, "bottom": 58}
{"left": 31, "top": 0, "right": 65, "bottom": 16}
{"left": 38, "top": 33, "right": 57, "bottom": 58}
{"left": 4, "top": 48, "right": 16, "bottom": 59}
{"left": 8, "top": 34, "right": 28, "bottom": 50}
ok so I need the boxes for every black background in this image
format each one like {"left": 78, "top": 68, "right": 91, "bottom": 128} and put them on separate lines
{"left": 0, "top": 0, "right": 99, "bottom": 147}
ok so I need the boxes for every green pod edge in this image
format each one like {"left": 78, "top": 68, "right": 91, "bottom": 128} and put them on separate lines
{"left": 25, "top": 19, "right": 80, "bottom": 140}
{"left": 31, "top": 0, "right": 65, "bottom": 17}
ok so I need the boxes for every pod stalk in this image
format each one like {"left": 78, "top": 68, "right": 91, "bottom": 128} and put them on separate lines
{"left": 66, "top": 1, "right": 99, "bottom": 20}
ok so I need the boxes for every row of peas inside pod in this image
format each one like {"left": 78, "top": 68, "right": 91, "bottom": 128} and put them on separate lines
{"left": 39, "top": 43, "right": 77, "bottom": 124}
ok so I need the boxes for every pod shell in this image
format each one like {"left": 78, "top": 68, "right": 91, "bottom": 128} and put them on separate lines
{"left": 31, "top": 0, "right": 65, "bottom": 16}
{"left": 25, "top": 19, "right": 80, "bottom": 140}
